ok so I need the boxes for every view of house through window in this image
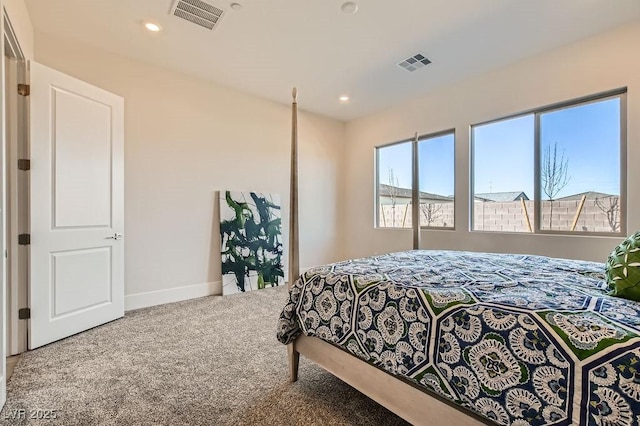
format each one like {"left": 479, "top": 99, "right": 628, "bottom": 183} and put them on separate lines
{"left": 377, "top": 141, "right": 412, "bottom": 228}
{"left": 539, "top": 98, "right": 621, "bottom": 232}
{"left": 419, "top": 133, "right": 455, "bottom": 228}
{"left": 472, "top": 115, "right": 535, "bottom": 232}
{"left": 472, "top": 92, "right": 624, "bottom": 234}
{"left": 376, "top": 132, "right": 455, "bottom": 228}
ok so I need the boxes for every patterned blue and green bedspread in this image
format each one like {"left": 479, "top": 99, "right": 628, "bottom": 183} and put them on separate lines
{"left": 276, "top": 250, "right": 640, "bottom": 425}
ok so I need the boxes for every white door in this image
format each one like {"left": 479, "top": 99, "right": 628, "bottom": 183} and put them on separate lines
{"left": 29, "top": 61, "right": 124, "bottom": 349}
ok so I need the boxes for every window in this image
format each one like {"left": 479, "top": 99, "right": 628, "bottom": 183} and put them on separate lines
{"left": 377, "top": 141, "right": 412, "bottom": 228}
{"left": 472, "top": 91, "right": 625, "bottom": 234}
{"left": 376, "top": 131, "right": 455, "bottom": 229}
{"left": 419, "top": 132, "right": 455, "bottom": 228}
{"left": 539, "top": 98, "right": 621, "bottom": 233}
{"left": 472, "top": 115, "right": 534, "bottom": 232}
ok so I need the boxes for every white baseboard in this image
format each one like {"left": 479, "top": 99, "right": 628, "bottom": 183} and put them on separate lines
{"left": 125, "top": 281, "right": 221, "bottom": 311}
{"left": 125, "top": 267, "right": 315, "bottom": 311}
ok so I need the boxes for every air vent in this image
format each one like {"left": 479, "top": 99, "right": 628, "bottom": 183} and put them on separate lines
{"left": 398, "top": 54, "right": 431, "bottom": 72}
{"left": 170, "top": 0, "right": 225, "bottom": 30}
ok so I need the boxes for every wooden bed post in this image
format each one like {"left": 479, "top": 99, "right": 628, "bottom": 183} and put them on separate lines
{"left": 288, "top": 87, "right": 300, "bottom": 382}
{"left": 412, "top": 132, "right": 421, "bottom": 250}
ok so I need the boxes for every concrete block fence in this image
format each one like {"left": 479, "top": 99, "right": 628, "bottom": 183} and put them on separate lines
{"left": 380, "top": 198, "right": 620, "bottom": 233}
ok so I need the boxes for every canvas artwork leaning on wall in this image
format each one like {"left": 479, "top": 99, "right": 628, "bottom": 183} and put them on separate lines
{"left": 220, "top": 191, "right": 284, "bottom": 295}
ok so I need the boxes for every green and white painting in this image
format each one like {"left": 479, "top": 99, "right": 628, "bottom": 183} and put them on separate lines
{"left": 220, "top": 191, "right": 284, "bottom": 295}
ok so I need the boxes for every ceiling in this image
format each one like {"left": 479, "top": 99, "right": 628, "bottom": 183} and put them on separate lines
{"left": 24, "top": 0, "right": 640, "bottom": 121}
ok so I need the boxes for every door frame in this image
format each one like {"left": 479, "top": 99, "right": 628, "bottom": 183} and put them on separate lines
{"left": 3, "top": 8, "right": 27, "bottom": 357}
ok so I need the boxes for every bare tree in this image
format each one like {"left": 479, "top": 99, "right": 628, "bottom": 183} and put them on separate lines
{"left": 420, "top": 202, "right": 443, "bottom": 226}
{"left": 542, "top": 142, "right": 570, "bottom": 229}
{"left": 387, "top": 168, "right": 401, "bottom": 227}
{"left": 595, "top": 196, "right": 620, "bottom": 232}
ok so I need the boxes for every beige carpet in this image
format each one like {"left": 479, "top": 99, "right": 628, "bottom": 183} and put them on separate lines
{"left": 1, "top": 287, "right": 408, "bottom": 425}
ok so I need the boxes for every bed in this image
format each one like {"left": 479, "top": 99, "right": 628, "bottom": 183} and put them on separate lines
{"left": 278, "top": 90, "right": 640, "bottom": 425}
{"left": 278, "top": 249, "right": 640, "bottom": 425}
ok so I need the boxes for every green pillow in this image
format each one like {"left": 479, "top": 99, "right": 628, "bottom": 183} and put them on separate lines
{"left": 607, "top": 231, "right": 640, "bottom": 301}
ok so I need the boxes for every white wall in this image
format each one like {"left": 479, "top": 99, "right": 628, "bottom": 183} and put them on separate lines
{"left": 343, "top": 21, "right": 640, "bottom": 262}
{"left": 34, "top": 33, "right": 345, "bottom": 305}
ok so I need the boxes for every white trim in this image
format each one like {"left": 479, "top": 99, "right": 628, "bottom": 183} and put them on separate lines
{"left": 4, "top": 5, "right": 28, "bottom": 358}
{"left": 125, "top": 281, "right": 221, "bottom": 311}
{"left": 125, "top": 267, "right": 314, "bottom": 311}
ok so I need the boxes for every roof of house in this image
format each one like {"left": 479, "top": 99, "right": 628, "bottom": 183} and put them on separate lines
{"left": 474, "top": 191, "right": 529, "bottom": 202}
{"left": 379, "top": 184, "right": 453, "bottom": 201}
{"left": 556, "top": 191, "right": 616, "bottom": 201}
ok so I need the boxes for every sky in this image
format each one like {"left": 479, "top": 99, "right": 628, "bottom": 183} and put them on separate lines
{"left": 378, "top": 97, "right": 621, "bottom": 199}
{"left": 378, "top": 134, "right": 455, "bottom": 196}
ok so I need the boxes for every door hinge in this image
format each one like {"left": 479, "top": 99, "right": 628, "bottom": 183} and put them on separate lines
{"left": 17, "top": 84, "right": 30, "bottom": 96}
{"left": 18, "top": 159, "right": 30, "bottom": 171}
{"left": 18, "top": 308, "right": 30, "bottom": 320}
{"left": 18, "top": 233, "right": 30, "bottom": 245}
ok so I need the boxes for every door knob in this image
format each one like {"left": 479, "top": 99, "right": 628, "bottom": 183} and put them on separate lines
{"left": 106, "top": 233, "right": 124, "bottom": 240}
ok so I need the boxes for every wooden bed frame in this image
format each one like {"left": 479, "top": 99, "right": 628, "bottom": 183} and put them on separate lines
{"left": 286, "top": 89, "right": 487, "bottom": 425}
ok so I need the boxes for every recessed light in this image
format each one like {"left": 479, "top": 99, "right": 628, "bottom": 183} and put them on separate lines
{"left": 230, "top": 2, "right": 243, "bottom": 10}
{"left": 341, "top": 2, "right": 358, "bottom": 14}
{"left": 339, "top": 95, "right": 350, "bottom": 103}
{"left": 144, "top": 22, "right": 162, "bottom": 32}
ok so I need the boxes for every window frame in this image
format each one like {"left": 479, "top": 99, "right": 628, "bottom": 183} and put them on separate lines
{"left": 470, "top": 88, "right": 627, "bottom": 236}
{"left": 375, "top": 129, "right": 456, "bottom": 230}
{"left": 375, "top": 138, "right": 413, "bottom": 229}
{"left": 417, "top": 129, "right": 456, "bottom": 230}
